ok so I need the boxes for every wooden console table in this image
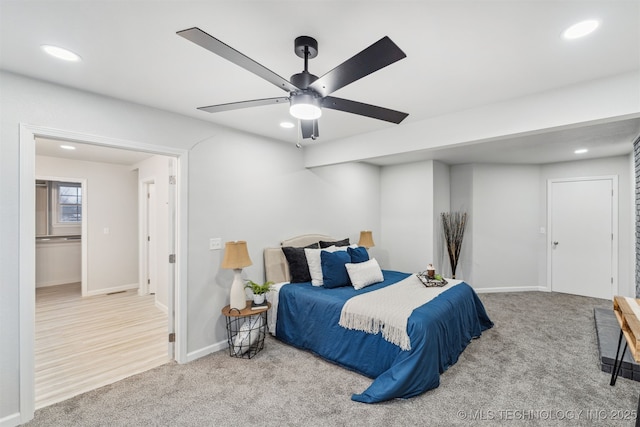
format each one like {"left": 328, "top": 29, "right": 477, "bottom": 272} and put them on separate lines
{"left": 610, "top": 296, "right": 640, "bottom": 386}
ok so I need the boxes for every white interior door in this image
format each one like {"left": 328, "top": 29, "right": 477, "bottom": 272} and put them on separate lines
{"left": 549, "top": 177, "right": 616, "bottom": 299}
{"left": 146, "top": 182, "right": 157, "bottom": 294}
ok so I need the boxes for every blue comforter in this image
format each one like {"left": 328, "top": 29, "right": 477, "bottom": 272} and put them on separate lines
{"left": 275, "top": 270, "right": 493, "bottom": 403}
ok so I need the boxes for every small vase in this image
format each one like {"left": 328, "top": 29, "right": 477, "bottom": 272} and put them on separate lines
{"left": 253, "top": 293, "right": 265, "bottom": 304}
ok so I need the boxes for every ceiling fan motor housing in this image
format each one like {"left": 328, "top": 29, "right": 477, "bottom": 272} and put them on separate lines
{"left": 290, "top": 71, "right": 318, "bottom": 89}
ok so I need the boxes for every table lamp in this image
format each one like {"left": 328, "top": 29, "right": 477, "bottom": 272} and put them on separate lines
{"left": 358, "top": 230, "right": 375, "bottom": 249}
{"left": 222, "top": 240, "right": 253, "bottom": 310}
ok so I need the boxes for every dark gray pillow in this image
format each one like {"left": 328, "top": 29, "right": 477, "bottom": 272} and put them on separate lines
{"left": 282, "top": 243, "right": 319, "bottom": 283}
{"left": 319, "top": 238, "right": 350, "bottom": 248}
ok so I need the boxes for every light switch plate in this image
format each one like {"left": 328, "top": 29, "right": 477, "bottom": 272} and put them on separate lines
{"left": 209, "top": 237, "right": 222, "bottom": 250}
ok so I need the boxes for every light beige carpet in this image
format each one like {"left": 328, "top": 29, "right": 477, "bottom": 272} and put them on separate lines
{"left": 27, "top": 291, "right": 639, "bottom": 426}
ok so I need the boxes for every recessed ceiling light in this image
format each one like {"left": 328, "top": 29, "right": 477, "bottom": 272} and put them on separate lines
{"left": 280, "top": 121, "right": 295, "bottom": 129}
{"left": 60, "top": 145, "right": 76, "bottom": 150}
{"left": 574, "top": 148, "right": 588, "bottom": 154}
{"left": 41, "top": 45, "right": 82, "bottom": 62}
{"left": 562, "top": 20, "right": 599, "bottom": 40}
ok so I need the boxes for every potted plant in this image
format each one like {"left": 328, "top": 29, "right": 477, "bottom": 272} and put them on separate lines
{"left": 245, "top": 280, "right": 274, "bottom": 304}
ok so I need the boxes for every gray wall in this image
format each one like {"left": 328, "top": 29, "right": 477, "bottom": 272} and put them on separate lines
{"left": 449, "top": 164, "right": 474, "bottom": 280}
{"left": 445, "top": 157, "right": 633, "bottom": 293}
{"left": 380, "top": 161, "right": 435, "bottom": 273}
{"left": 1, "top": 69, "right": 636, "bottom": 423}
{"left": 433, "top": 161, "right": 451, "bottom": 275}
{"left": 0, "top": 71, "right": 380, "bottom": 422}
{"left": 187, "top": 130, "right": 381, "bottom": 354}
{"left": 1, "top": 71, "right": 222, "bottom": 422}
{"left": 379, "top": 160, "right": 450, "bottom": 275}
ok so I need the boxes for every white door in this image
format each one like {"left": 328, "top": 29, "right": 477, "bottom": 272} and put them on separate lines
{"left": 549, "top": 177, "right": 616, "bottom": 299}
{"left": 146, "top": 182, "right": 157, "bottom": 294}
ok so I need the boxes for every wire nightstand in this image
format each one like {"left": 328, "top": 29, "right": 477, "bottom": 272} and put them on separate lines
{"left": 221, "top": 301, "right": 270, "bottom": 359}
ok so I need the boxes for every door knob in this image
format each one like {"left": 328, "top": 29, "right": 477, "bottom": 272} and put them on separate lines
{"left": 553, "top": 241, "right": 559, "bottom": 246}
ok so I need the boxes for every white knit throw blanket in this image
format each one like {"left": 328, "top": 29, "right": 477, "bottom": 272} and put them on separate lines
{"left": 338, "top": 275, "right": 460, "bottom": 351}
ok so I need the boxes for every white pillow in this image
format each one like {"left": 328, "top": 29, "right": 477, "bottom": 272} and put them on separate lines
{"left": 304, "top": 247, "right": 325, "bottom": 286}
{"left": 233, "top": 315, "right": 264, "bottom": 355}
{"left": 305, "top": 245, "right": 353, "bottom": 286}
{"left": 346, "top": 258, "right": 384, "bottom": 290}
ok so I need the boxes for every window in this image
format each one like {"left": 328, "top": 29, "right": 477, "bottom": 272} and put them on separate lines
{"left": 55, "top": 182, "right": 82, "bottom": 224}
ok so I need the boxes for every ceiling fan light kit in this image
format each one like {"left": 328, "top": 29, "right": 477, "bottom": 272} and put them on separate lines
{"left": 177, "top": 27, "right": 409, "bottom": 140}
{"left": 289, "top": 92, "right": 322, "bottom": 120}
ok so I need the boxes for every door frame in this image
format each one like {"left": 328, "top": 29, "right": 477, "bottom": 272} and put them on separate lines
{"left": 546, "top": 175, "right": 618, "bottom": 296}
{"left": 19, "top": 124, "right": 189, "bottom": 421}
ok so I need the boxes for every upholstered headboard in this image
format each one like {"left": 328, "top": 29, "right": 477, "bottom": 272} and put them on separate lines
{"left": 264, "top": 234, "right": 334, "bottom": 283}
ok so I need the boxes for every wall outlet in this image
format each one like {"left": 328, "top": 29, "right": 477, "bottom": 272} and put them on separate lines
{"left": 209, "top": 237, "right": 222, "bottom": 250}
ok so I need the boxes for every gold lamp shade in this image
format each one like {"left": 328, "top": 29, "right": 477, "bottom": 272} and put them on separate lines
{"left": 221, "top": 241, "right": 252, "bottom": 269}
{"left": 222, "top": 241, "right": 252, "bottom": 310}
{"left": 358, "top": 230, "right": 375, "bottom": 248}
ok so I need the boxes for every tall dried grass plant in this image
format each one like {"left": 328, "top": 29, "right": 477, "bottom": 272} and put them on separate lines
{"left": 441, "top": 211, "right": 467, "bottom": 279}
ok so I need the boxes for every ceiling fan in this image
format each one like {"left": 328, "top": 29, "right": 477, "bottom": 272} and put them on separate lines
{"left": 177, "top": 27, "right": 409, "bottom": 140}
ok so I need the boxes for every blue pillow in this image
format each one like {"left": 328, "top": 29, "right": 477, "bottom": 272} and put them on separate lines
{"left": 320, "top": 250, "right": 351, "bottom": 289}
{"left": 348, "top": 246, "right": 369, "bottom": 263}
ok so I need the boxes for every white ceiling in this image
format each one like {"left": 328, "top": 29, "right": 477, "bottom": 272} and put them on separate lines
{"left": 2, "top": 1, "right": 639, "bottom": 165}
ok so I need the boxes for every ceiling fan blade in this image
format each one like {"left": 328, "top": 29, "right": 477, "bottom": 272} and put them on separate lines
{"left": 300, "top": 120, "right": 319, "bottom": 139}
{"left": 309, "top": 36, "right": 406, "bottom": 97}
{"left": 177, "top": 27, "right": 299, "bottom": 93}
{"left": 198, "top": 97, "right": 289, "bottom": 113}
{"left": 323, "top": 96, "right": 408, "bottom": 124}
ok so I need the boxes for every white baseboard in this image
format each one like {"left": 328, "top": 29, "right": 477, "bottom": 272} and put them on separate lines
{"left": 36, "top": 278, "right": 81, "bottom": 288}
{"left": 473, "top": 285, "right": 549, "bottom": 293}
{"left": 186, "top": 340, "right": 227, "bottom": 363}
{"left": 0, "top": 411, "right": 23, "bottom": 427}
{"left": 85, "top": 283, "right": 138, "bottom": 297}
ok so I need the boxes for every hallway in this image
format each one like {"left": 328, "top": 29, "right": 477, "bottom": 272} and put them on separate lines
{"left": 35, "top": 283, "right": 168, "bottom": 408}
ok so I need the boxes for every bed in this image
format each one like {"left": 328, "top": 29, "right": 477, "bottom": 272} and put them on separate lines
{"left": 264, "top": 234, "right": 493, "bottom": 403}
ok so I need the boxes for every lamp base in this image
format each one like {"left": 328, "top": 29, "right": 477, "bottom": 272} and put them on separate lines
{"left": 229, "top": 269, "right": 247, "bottom": 310}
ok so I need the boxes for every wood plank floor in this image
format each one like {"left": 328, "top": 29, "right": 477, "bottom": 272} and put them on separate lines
{"left": 35, "top": 283, "right": 169, "bottom": 409}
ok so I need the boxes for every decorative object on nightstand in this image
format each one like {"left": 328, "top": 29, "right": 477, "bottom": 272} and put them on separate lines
{"left": 416, "top": 270, "right": 448, "bottom": 287}
{"left": 221, "top": 240, "right": 252, "bottom": 310}
{"left": 358, "top": 230, "right": 375, "bottom": 248}
{"left": 426, "top": 263, "right": 435, "bottom": 279}
{"left": 245, "top": 280, "right": 274, "bottom": 308}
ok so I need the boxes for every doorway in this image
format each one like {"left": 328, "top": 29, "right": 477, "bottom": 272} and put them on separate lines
{"left": 19, "top": 124, "right": 188, "bottom": 419}
{"left": 35, "top": 177, "right": 86, "bottom": 294}
{"left": 547, "top": 176, "right": 618, "bottom": 299}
